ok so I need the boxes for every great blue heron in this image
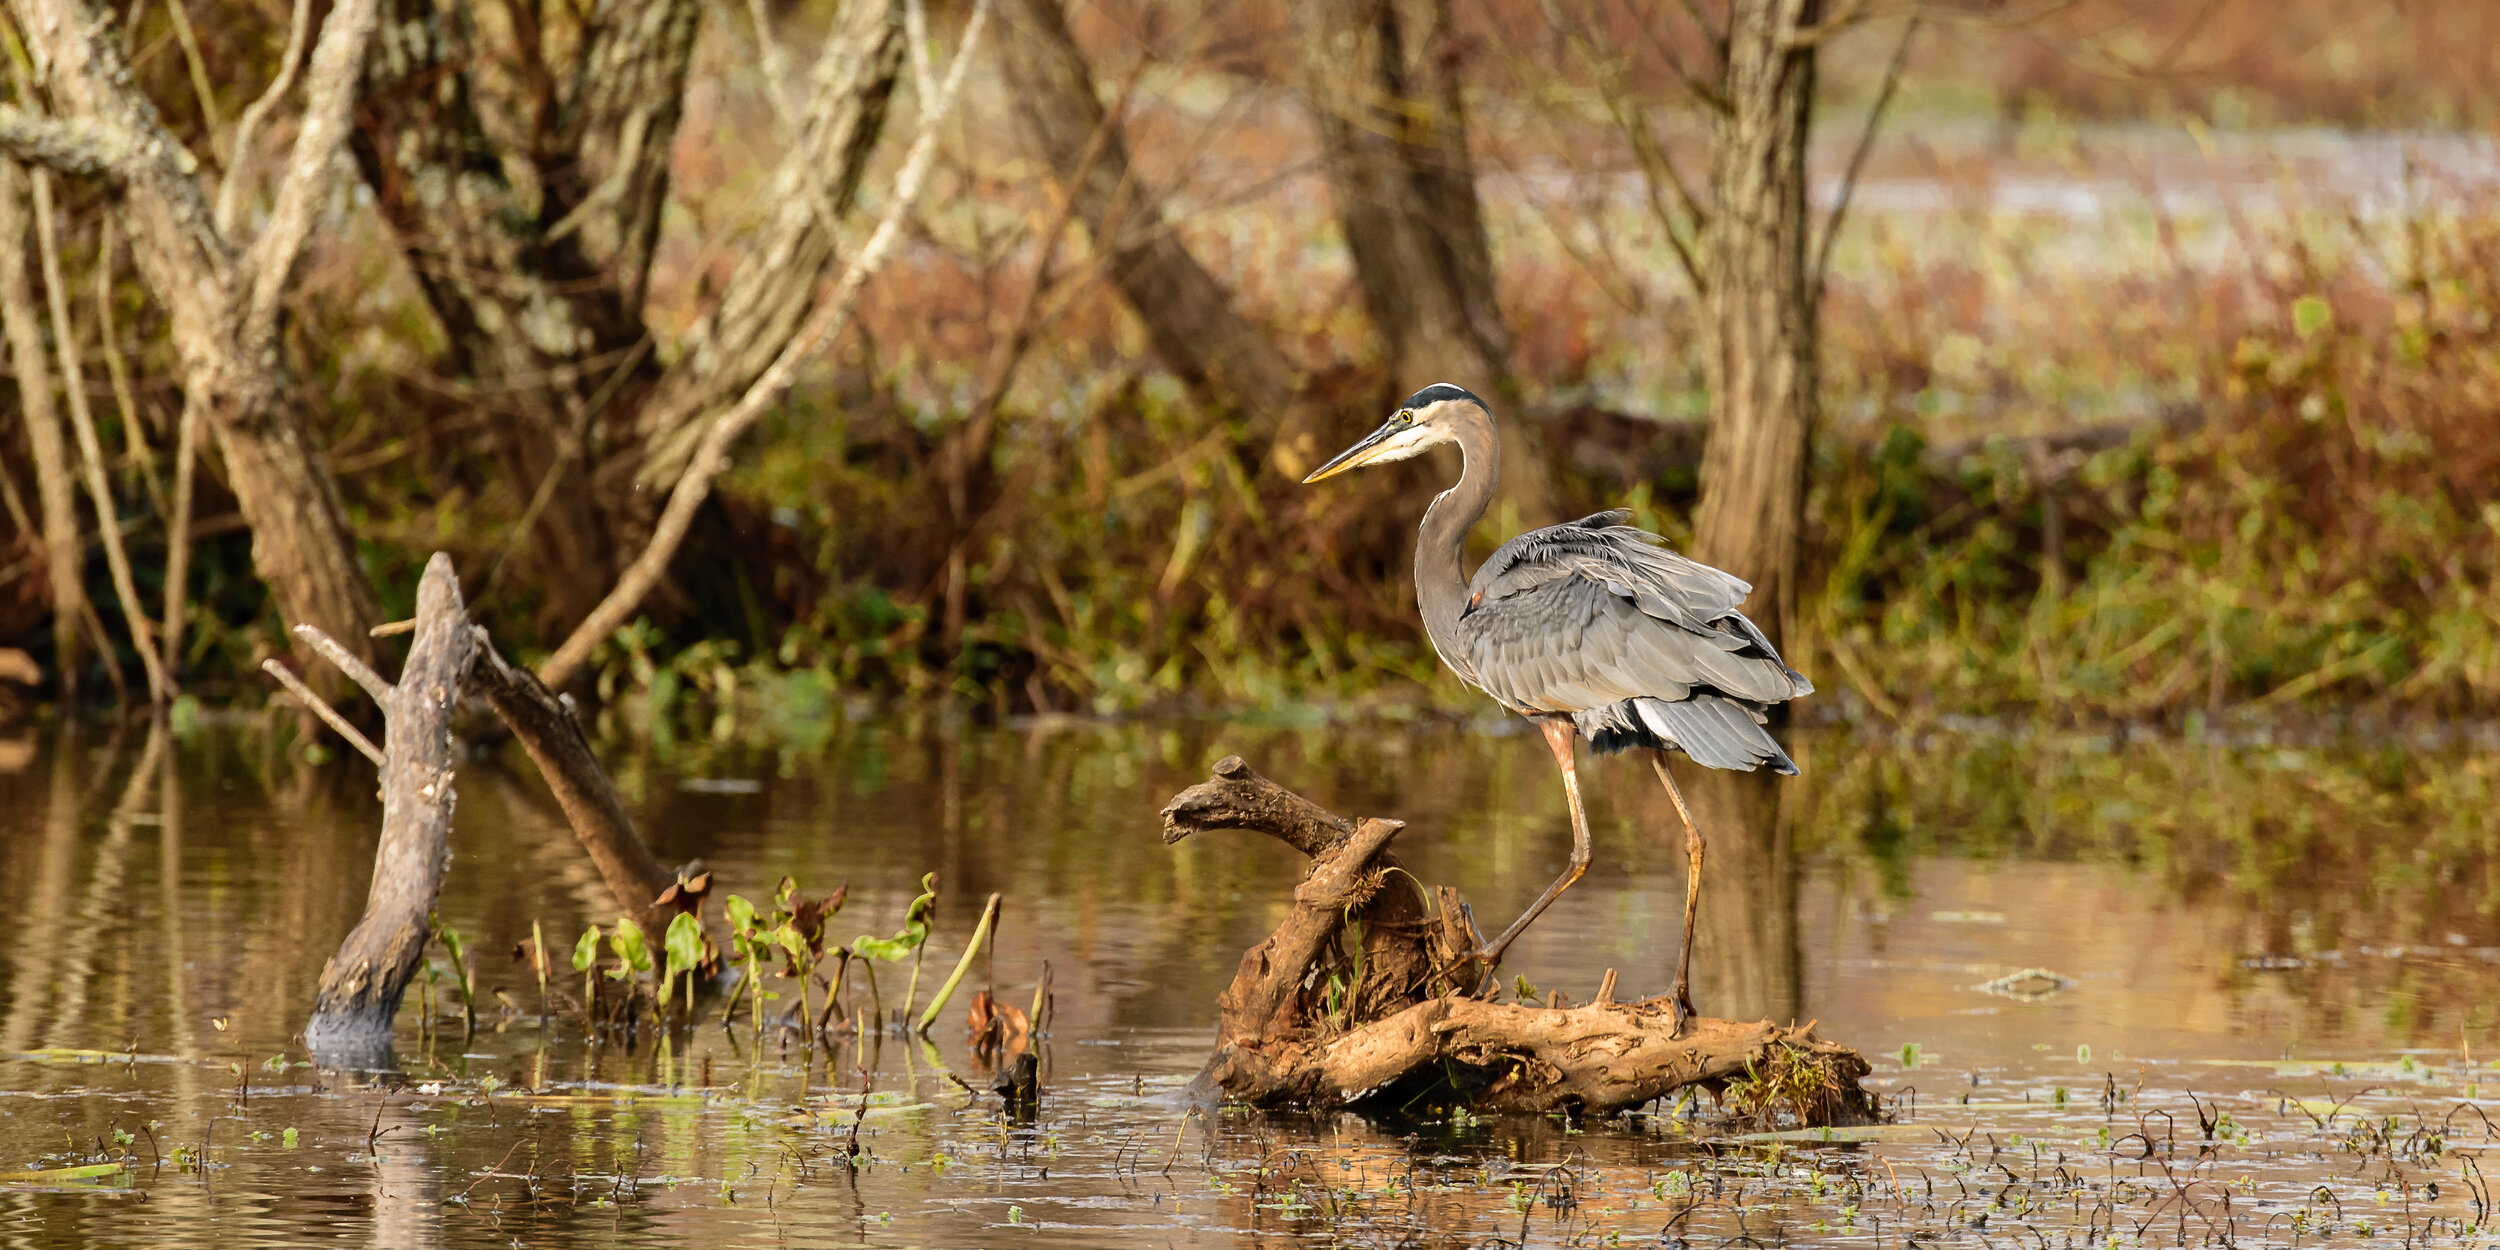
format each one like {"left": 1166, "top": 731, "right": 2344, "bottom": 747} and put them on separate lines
{"left": 1302, "top": 382, "right": 1812, "bottom": 1023}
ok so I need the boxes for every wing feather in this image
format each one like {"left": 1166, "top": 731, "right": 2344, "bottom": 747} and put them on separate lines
{"left": 1457, "top": 513, "right": 1811, "bottom": 723}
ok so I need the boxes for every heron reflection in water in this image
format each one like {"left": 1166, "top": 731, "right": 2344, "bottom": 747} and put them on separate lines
{"left": 1301, "top": 383, "right": 1812, "bottom": 1025}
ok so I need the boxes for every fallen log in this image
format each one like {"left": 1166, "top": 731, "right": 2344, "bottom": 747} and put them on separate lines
{"left": 1163, "top": 757, "right": 1876, "bottom": 1123}
{"left": 284, "top": 552, "right": 678, "bottom": 1066}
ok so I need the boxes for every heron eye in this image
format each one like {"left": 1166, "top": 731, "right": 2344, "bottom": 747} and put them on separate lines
{"left": 1397, "top": 409, "right": 1415, "bottom": 425}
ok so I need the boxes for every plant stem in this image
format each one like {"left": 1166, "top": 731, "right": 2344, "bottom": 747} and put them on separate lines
{"left": 532, "top": 920, "right": 549, "bottom": 1020}
{"left": 901, "top": 940, "right": 927, "bottom": 1026}
{"left": 918, "top": 892, "right": 1000, "bottom": 1034}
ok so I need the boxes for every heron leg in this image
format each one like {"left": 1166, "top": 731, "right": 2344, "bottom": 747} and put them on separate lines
{"left": 1650, "top": 750, "right": 1703, "bottom": 1032}
{"left": 1468, "top": 718, "right": 1594, "bottom": 975}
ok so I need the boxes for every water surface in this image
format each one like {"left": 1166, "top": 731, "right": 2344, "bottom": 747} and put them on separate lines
{"left": 1, "top": 717, "right": 2495, "bottom": 1246}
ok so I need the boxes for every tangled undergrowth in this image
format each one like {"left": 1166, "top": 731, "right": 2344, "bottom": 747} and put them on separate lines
{"left": 20, "top": 123, "right": 2499, "bottom": 733}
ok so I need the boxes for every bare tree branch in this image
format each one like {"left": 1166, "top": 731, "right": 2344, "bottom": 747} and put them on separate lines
{"left": 1811, "top": 7, "right": 1919, "bottom": 303}
{"left": 241, "top": 0, "right": 377, "bottom": 343}
{"left": 292, "top": 623, "right": 391, "bottom": 703}
{"left": 469, "top": 634, "right": 673, "bottom": 934}
{"left": 0, "top": 158, "right": 83, "bottom": 697}
{"left": 158, "top": 392, "right": 202, "bottom": 679}
{"left": 260, "top": 657, "right": 384, "bottom": 764}
{"left": 902, "top": 0, "right": 936, "bottom": 109}
{"left": 631, "top": 0, "right": 904, "bottom": 481}
{"left": 742, "top": 0, "right": 795, "bottom": 126}
{"left": 0, "top": 106, "right": 134, "bottom": 178}
{"left": 15, "top": 0, "right": 384, "bottom": 690}
{"left": 36, "top": 164, "right": 167, "bottom": 701}
{"left": 543, "top": 0, "right": 994, "bottom": 691}
{"left": 215, "top": 0, "right": 313, "bottom": 235}
{"left": 1785, "top": 0, "right": 1871, "bottom": 48}
{"left": 301, "top": 554, "right": 473, "bottom": 1062}
{"left": 160, "top": 0, "right": 224, "bottom": 144}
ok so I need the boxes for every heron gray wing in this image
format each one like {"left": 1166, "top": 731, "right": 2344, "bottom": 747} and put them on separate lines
{"left": 1459, "top": 515, "right": 1812, "bottom": 713}
{"left": 1474, "top": 511, "right": 1754, "bottom": 635}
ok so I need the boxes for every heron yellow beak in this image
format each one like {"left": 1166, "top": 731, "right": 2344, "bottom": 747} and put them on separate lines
{"left": 1301, "top": 419, "right": 1403, "bottom": 484}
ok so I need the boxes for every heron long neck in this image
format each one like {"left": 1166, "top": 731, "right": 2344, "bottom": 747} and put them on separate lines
{"left": 1416, "top": 407, "right": 1498, "bottom": 677}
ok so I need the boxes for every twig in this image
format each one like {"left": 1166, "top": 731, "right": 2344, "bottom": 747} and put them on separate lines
{"left": 538, "top": 0, "right": 994, "bottom": 691}
{"left": 215, "top": 0, "right": 314, "bottom": 235}
{"left": 1811, "top": 6, "right": 1921, "bottom": 303}
{"left": 92, "top": 220, "right": 164, "bottom": 523}
{"left": 901, "top": 0, "right": 936, "bottom": 110}
{"left": 260, "top": 658, "right": 384, "bottom": 765}
{"left": 292, "top": 623, "right": 391, "bottom": 702}
{"left": 36, "top": 166, "right": 168, "bottom": 702}
{"left": 369, "top": 618, "right": 416, "bottom": 637}
{"left": 160, "top": 0, "right": 226, "bottom": 148}
{"left": 0, "top": 156, "right": 85, "bottom": 698}
{"left": 458, "top": 1136, "right": 528, "bottom": 1200}
{"left": 743, "top": 0, "right": 795, "bottom": 124}
{"left": 158, "top": 393, "right": 202, "bottom": 679}
{"left": 1541, "top": 1, "right": 1709, "bottom": 293}
{"left": 1785, "top": 0, "right": 1873, "bottom": 49}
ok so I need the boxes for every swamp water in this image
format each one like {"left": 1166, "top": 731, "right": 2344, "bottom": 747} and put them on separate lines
{"left": 1, "top": 717, "right": 2497, "bottom": 1247}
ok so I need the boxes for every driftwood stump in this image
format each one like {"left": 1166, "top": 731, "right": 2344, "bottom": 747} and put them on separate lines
{"left": 285, "top": 553, "right": 679, "bottom": 1067}
{"left": 1162, "top": 757, "right": 1876, "bottom": 1123}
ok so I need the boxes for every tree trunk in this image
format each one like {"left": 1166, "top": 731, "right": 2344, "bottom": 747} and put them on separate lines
{"left": 351, "top": 0, "right": 907, "bottom": 640}
{"left": 993, "top": 0, "right": 1294, "bottom": 420}
{"left": 0, "top": 160, "right": 80, "bottom": 700}
{"left": 351, "top": 0, "right": 704, "bottom": 629}
{"left": 628, "top": 0, "right": 905, "bottom": 481}
{"left": 1692, "top": 0, "right": 1820, "bottom": 656}
{"left": 5, "top": 0, "right": 384, "bottom": 692}
{"left": 1295, "top": 0, "right": 1553, "bottom": 520}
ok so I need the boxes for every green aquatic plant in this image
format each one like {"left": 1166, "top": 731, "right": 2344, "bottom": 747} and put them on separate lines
{"left": 853, "top": 873, "right": 938, "bottom": 1029}
{"left": 434, "top": 918, "right": 477, "bottom": 1038}
{"left": 723, "top": 894, "right": 775, "bottom": 1038}
{"left": 663, "top": 912, "right": 704, "bottom": 1021}
{"left": 573, "top": 924, "right": 603, "bottom": 1029}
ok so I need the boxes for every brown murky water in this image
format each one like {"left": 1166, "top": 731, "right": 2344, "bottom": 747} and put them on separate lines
{"left": 2, "top": 715, "right": 2497, "bottom": 1246}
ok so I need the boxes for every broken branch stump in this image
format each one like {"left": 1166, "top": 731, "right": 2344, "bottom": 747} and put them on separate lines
{"left": 290, "top": 552, "right": 678, "bottom": 1065}
{"left": 1161, "top": 756, "right": 1876, "bottom": 1122}
{"left": 301, "top": 554, "right": 473, "bottom": 1061}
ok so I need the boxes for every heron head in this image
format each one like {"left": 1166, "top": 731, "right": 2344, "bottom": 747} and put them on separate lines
{"left": 1301, "top": 383, "right": 1486, "bottom": 483}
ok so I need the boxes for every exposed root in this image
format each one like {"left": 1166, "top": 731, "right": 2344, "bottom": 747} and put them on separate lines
{"left": 1162, "top": 756, "right": 1877, "bottom": 1122}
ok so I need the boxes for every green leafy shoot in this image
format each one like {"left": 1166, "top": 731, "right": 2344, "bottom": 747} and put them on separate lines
{"left": 852, "top": 873, "right": 938, "bottom": 962}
